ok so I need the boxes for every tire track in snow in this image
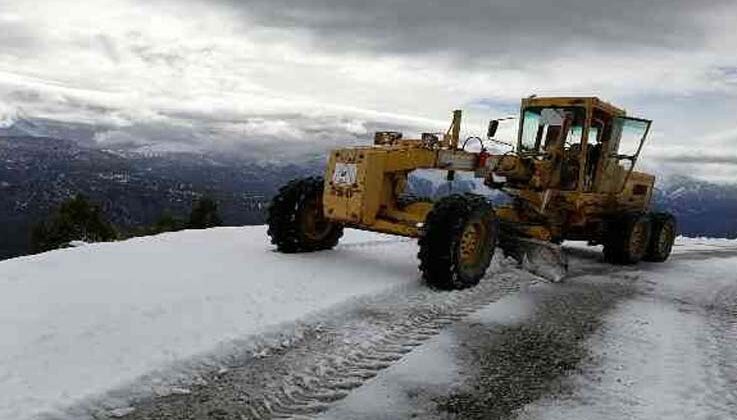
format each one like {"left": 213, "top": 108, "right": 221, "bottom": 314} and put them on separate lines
{"left": 97, "top": 241, "right": 737, "bottom": 419}
{"left": 117, "top": 256, "right": 538, "bottom": 420}
{"left": 249, "top": 245, "right": 737, "bottom": 420}
{"left": 704, "top": 282, "right": 737, "bottom": 415}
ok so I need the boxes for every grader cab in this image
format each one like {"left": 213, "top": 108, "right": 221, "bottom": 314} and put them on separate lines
{"left": 267, "top": 97, "right": 676, "bottom": 290}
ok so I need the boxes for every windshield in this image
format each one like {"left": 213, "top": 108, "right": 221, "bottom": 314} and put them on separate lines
{"left": 612, "top": 117, "right": 651, "bottom": 157}
{"left": 519, "top": 107, "right": 586, "bottom": 155}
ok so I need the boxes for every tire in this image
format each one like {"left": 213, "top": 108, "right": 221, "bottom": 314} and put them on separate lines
{"left": 267, "top": 177, "right": 343, "bottom": 253}
{"left": 418, "top": 194, "right": 498, "bottom": 290}
{"left": 643, "top": 212, "right": 676, "bottom": 262}
{"left": 603, "top": 213, "right": 652, "bottom": 265}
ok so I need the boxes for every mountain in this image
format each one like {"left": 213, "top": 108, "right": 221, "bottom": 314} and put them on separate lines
{"left": 0, "top": 111, "right": 100, "bottom": 146}
{"left": 0, "top": 136, "right": 324, "bottom": 259}
{"left": 652, "top": 175, "right": 737, "bottom": 238}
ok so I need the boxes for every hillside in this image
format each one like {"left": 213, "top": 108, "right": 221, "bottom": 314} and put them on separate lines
{"left": 0, "top": 136, "right": 323, "bottom": 259}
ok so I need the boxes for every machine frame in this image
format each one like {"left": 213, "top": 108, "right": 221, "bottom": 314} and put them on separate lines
{"left": 322, "top": 97, "right": 654, "bottom": 244}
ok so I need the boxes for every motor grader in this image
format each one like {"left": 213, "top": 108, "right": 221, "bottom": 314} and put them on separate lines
{"left": 267, "top": 96, "right": 676, "bottom": 290}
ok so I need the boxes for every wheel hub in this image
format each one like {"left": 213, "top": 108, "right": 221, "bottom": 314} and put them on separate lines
{"left": 658, "top": 222, "right": 674, "bottom": 251}
{"left": 629, "top": 220, "right": 648, "bottom": 256}
{"left": 459, "top": 222, "right": 485, "bottom": 266}
{"left": 301, "top": 198, "right": 332, "bottom": 241}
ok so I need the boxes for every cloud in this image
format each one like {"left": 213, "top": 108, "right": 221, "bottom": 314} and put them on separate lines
{"left": 658, "top": 154, "right": 737, "bottom": 166}
{"left": 0, "top": 0, "right": 735, "bottom": 182}
{"left": 0, "top": 104, "right": 15, "bottom": 128}
{"left": 90, "top": 111, "right": 417, "bottom": 158}
{"left": 0, "top": 17, "right": 45, "bottom": 54}
{"left": 215, "top": 0, "right": 725, "bottom": 59}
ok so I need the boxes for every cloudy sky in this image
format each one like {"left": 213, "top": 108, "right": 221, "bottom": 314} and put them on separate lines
{"left": 1, "top": 0, "right": 736, "bottom": 181}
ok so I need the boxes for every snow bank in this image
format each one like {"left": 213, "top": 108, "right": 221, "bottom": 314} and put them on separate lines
{"left": 565, "top": 236, "right": 737, "bottom": 255}
{"left": 673, "top": 235, "right": 737, "bottom": 249}
{"left": 0, "top": 226, "right": 419, "bottom": 420}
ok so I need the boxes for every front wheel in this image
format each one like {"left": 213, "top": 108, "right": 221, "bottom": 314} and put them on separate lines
{"left": 643, "top": 212, "right": 676, "bottom": 262}
{"left": 418, "top": 194, "right": 498, "bottom": 290}
{"left": 267, "top": 177, "right": 343, "bottom": 253}
{"left": 603, "top": 213, "right": 652, "bottom": 265}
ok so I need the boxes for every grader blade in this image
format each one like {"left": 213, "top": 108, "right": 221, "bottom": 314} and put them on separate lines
{"left": 499, "top": 236, "right": 568, "bottom": 282}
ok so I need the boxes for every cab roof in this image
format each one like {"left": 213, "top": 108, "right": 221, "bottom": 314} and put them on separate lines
{"left": 520, "top": 96, "right": 626, "bottom": 117}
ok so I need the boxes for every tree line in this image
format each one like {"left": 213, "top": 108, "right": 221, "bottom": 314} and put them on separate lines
{"left": 30, "top": 194, "right": 223, "bottom": 253}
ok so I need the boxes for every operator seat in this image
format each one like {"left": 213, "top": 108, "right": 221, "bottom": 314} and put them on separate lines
{"left": 585, "top": 142, "right": 602, "bottom": 188}
{"left": 561, "top": 143, "right": 581, "bottom": 190}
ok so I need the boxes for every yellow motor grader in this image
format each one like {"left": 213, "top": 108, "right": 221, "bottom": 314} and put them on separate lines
{"left": 267, "top": 96, "right": 676, "bottom": 289}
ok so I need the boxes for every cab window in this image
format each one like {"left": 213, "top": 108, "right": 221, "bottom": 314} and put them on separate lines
{"left": 612, "top": 117, "right": 651, "bottom": 157}
{"left": 519, "top": 107, "right": 586, "bottom": 155}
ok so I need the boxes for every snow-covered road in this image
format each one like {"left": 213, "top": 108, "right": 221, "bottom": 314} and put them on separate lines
{"left": 1, "top": 227, "right": 736, "bottom": 420}
{"left": 320, "top": 242, "right": 737, "bottom": 420}
{"left": 518, "top": 249, "right": 737, "bottom": 420}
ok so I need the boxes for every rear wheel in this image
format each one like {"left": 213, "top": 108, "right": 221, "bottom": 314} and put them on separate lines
{"left": 643, "top": 212, "right": 676, "bottom": 262}
{"left": 418, "top": 194, "right": 497, "bottom": 290}
{"left": 267, "top": 177, "right": 343, "bottom": 253}
{"left": 603, "top": 213, "right": 652, "bottom": 264}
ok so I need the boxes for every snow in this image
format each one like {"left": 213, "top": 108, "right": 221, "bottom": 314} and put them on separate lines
{"left": 465, "top": 293, "right": 536, "bottom": 327}
{"left": 518, "top": 253, "right": 737, "bottom": 419}
{"left": 668, "top": 186, "right": 687, "bottom": 198}
{"left": 319, "top": 238, "right": 737, "bottom": 420}
{"left": 672, "top": 235, "right": 737, "bottom": 249}
{"left": 318, "top": 332, "right": 462, "bottom": 420}
{"left": 565, "top": 236, "right": 737, "bottom": 255}
{"left": 2, "top": 227, "right": 735, "bottom": 420}
{"left": 319, "top": 289, "right": 540, "bottom": 419}
{"left": 0, "top": 226, "right": 418, "bottom": 420}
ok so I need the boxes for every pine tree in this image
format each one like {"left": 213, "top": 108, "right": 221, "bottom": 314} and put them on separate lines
{"left": 188, "top": 196, "right": 222, "bottom": 229}
{"left": 154, "top": 212, "right": 185, "bottom": 233}
{"left": 30, "top": 194, "right": 117, "bottom": 253}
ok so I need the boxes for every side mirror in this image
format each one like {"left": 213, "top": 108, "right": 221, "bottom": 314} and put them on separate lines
{"left": 487, "top": 120, "right": 499, "bottom": 138}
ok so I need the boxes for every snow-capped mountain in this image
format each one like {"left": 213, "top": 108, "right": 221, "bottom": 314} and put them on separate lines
{"left": 653, "top": 175, "right": 737, "bottom": 238}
